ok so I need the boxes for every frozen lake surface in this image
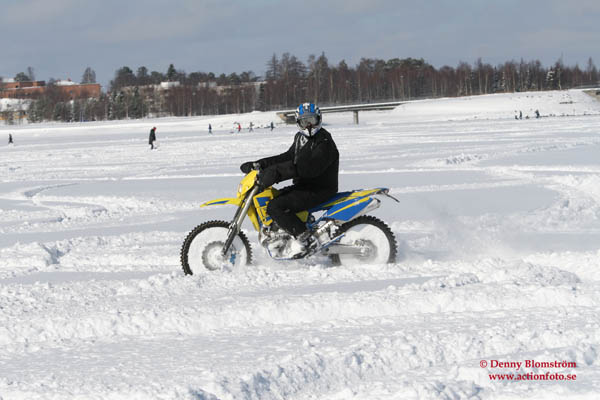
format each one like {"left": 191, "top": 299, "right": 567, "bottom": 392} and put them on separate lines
{"left": 1, "top": 89, "right": 600, "bottom": 399}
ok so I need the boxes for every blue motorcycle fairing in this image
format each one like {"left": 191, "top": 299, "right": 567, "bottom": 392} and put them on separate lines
{"left": 307, "top": 188, "right": 390, "bottom": 223}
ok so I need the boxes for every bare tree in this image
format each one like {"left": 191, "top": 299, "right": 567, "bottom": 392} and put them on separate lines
{"left": 27, "top": 66, "right": 35, "bottom": 81}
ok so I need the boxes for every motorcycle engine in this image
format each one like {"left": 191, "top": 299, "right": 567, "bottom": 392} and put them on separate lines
{"left": 259, "top": 224, "right": 293, "bottom": 257}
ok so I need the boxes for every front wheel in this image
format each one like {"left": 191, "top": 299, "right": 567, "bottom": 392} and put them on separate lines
{"left": 181, "top": 220, "right": 253, "bottom": 274}
{"left": 330, "top": 215, "right": 397, "bottom": 266}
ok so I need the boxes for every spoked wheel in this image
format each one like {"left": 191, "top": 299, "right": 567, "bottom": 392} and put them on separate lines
{"left": 330, "top": 215, "right": 397, "bottom": 266}
{"left": 181, "top": 220, "right": 252, "bottom": 274}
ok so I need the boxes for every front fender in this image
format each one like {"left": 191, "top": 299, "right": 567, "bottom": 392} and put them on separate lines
{"left": 200, "top": 197, "right": 242, "bottom": 207}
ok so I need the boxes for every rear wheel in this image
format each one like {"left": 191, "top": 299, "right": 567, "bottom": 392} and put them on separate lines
{"left": 181, "top": 220, "right": 252, "bottom": 274}
{"left": 330, "top": 215, "right": 397, "bottom": 266}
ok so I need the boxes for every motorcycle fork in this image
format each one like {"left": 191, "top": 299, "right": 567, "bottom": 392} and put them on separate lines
{"left": 222, "top": 185, "right": 260, "bottom": 256}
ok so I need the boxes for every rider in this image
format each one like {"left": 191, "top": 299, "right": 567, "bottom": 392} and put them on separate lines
{"left": 240, "top": 102, "right": 339, "bottom": 256}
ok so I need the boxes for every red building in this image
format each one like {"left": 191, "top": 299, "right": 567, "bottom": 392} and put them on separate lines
{"left": 0, "top": 80, "right": 101, "bottom": 99}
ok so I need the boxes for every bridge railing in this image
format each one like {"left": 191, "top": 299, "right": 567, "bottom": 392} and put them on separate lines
{"left": 276, "top": 101, "right": 405, "bottom": 124}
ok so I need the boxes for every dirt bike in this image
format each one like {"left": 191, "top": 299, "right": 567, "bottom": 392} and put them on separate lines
{"left": 180, "top": 169, "right": 399, "bottom": 273}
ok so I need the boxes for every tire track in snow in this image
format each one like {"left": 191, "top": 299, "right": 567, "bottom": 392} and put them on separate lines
{"left": 0, "top": 258, "right": 593, "bottom": 354}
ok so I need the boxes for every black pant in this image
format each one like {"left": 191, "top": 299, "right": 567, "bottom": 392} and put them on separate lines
{"left": 266, "top": 186, "right": 335, "bottom": 237}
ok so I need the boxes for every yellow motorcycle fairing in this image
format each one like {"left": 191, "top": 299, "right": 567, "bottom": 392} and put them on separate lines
{"left": 200, "top": 170, "right": 308, "bottom": 231}
{"left": 252, "top": 187, "right": 308, "bottom": 227}
{"left": 238, "top": 170, "right": 258, "bottom": 196}
{"left": 201, "top": 197, "right": 242, "bottom": 207}
{"left": 201, "top": 194, "right": 262, "bottom": 231}
{"left": 252, "top": 187, "right": 278, "bottom": 226}
{"left": 199, "top": 170, "right": 259, "bottom": 208}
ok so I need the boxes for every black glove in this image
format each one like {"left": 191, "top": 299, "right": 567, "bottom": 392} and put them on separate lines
{"left": 257, "top": 166, "right": 278, "bottom": 189}
{"left": 240, "top": 161, "right": 256, "bottom": 174}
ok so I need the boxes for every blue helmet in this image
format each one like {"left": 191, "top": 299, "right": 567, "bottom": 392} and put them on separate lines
{"left": 295, "top": 102, "right": 322, "bottom": 134}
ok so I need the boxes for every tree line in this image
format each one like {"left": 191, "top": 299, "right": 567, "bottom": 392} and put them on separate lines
{"left": 10, "top": 54, "right": 600, "bottom": 124}
{"left": 261, "top": 53, "right": 599, "bottom": 109}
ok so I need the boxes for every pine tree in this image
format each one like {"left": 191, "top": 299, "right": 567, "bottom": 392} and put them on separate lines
{"left": 136, "top": 66, "right": 150, "bottom": 85}
{"left": 72, "top": 100, "right": 81, "bottom": 122}
{"left": 130, "top": 87, "right": 143, "bottom": 118}
{"left": 110, "top": 67, "right": 135, "bottom": 92}
{"left": 27, "top": 101, "right": 38, "bottom": 122}
{"left": 166, "top": 64, "right": 177, "bottom": 81}
{"left": 14, "top": 72, "right": 30, "bottom": 82}
{"left": 81, "top": 67, "right": 97, "bottom": 84}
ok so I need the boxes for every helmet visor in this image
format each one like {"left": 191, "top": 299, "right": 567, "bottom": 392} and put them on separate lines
{"left": 297, "top": 114, "right": 319, "bottom": 129}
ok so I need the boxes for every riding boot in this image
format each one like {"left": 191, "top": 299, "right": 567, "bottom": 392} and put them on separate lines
{"left": 289, "top": 229, "right": 317, "bottom": 259}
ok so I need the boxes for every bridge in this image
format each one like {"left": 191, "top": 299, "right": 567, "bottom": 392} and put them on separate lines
{"left": 276, "top": 101, "right": 405, "bottom": 125}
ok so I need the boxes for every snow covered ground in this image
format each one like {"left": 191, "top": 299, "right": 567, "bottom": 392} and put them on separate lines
{"left": 0, "top": 98, "right": 29, "bottom": 113}
{"left": 1, "top": 89, "right": 600, "bottom": 399}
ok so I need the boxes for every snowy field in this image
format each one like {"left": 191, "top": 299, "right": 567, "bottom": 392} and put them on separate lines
{"left": 1, "top": 89, "right": 600, "bottom": 399}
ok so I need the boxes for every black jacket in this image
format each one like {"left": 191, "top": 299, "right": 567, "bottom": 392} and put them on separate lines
{"left": 258, "top": 127, "right": 339, "bottom": 192}
{"left": 149, "top": 129, "right": 156, "bottom": 144}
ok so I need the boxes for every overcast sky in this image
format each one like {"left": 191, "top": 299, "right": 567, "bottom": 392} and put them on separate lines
{"left": 1, "top": 0, "right": 599, "bottom": 89}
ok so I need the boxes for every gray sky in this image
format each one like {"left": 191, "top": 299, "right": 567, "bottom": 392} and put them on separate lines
{"left": 1, "top": 0, "right": 599, "bottom": 89}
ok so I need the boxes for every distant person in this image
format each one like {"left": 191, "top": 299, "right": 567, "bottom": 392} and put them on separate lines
{"left": 8, "top": 134, "right": 13, "bottom": 145}
{"left": 270, "top": 121, "right": 274, "bottom": 131}
{"left": 237, "top": 123, "right": 241, "bottom": 133}
{"left": 149, "top": 127, "right": 157, "bottom": 150}
{"left": 535, "top": 110, "right": 540, "bottom": 119}
{"left": 519, "top": 111, "right": 522, "bottom": 120}
{"left": 248, "top": 122, "right": 254, "bottom": 132}
{"left": 514, "top": 111, "right": 519, "bottom": 120}
{"left": 208, "top": 124, "right": 212, "bottom": 134}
